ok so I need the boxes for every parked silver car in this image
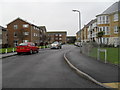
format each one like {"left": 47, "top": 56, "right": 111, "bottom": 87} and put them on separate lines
{"left": 50, "top": 42, "right": 62, "bottom": 49}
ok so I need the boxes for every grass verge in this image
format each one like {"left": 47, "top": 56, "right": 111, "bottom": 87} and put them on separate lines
{"left": 89, "top": 47, "right": 119, "bottom": 64}
{"left": 0, "top": 48, "right": 16, "bottom": 53}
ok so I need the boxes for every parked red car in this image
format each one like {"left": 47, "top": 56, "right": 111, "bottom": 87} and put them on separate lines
{"left": 16, "top": 42, "right": 39, "bottom": 55}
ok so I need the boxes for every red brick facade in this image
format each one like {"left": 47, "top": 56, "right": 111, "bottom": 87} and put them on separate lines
{"left": 7, "top": 18, "right": 47, "bottom": 47}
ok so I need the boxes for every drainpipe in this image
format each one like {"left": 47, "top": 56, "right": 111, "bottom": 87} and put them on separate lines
{"left": 31, "top": 25, "right": 32, "bottom": 42}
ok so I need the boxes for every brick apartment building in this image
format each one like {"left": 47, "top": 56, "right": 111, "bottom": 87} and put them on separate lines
{"left": 47, "top": 31, "right": 67, "bottom": 44}
{"left": 7, "top": 18, "right": 47, "bottom": 47}
{"left": 39, "top": 26, "right": 48, "bottom": 45}
{"left": 0, "top": 26, "right": 8, "bottom": 48}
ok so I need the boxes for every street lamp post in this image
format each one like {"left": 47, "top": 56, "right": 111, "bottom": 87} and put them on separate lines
{"left": 72, "top": 9, "right": 82, "bottom": 53}
{"left": 72, "top": 10, "right": 81, "bottom": 32}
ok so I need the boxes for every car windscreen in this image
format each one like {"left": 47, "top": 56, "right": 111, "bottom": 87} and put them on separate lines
{"left": 53, "top": 42, "right": 59, "bottom": 44}
{"left": 19, "top": 43, "right": 28, "bottom": 46}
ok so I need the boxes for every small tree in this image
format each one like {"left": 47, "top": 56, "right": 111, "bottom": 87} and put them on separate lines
{"left": 97, "top": 31, "right": 104, "bottom": 46}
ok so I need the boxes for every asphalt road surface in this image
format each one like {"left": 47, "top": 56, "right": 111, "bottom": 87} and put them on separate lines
{"left": 3, "top": 45, "right": 106, "bottom": 88}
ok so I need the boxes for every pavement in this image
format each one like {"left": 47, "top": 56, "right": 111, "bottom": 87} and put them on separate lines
{"left": 64, "top": 46, "right": 120, "bottom": 89}
{"left": 1, "top": 52, "right": 17, "bottom": 58}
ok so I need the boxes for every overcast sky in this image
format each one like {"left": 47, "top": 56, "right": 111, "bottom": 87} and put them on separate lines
{"left": 0, "top": 0, "right": 119, "bottom": 36}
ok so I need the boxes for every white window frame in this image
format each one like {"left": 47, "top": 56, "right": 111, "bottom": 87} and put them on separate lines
{"left": 106, "top": 16, "right": 109, "bottom": 24}
{"left": 55, "top": 34, "right": 58, "bottom": 36}
{"left": 23, "top": 24, "right": 29, "bottom": 28}
{"left": 114, "top": 26, "right": 118, "bottom": 33}
{"left": 23, "top": 40, "right": 28, "bottom": 43}
{"left": 14, "top": 32, "right": 17, "bottom": 37}
{"left": 105, "top": 27, "right": 109, "bottom": 35}
{"left": 34, "top": 33, "right": 36, "bottom": 36}
{"left": 13, "top": 25, "right": 18, "bottom": 29}
{"left": 114, "top": 13, "right": 118, "bottom": 21}
{"left": 103, "top": 27, "right": 105, "bottom": 32}
{"left": 24, "top": 32, "right": 29, "bottom": 35}
{"left": 97, "top": 15, "right": 109, "bottom": 24}
{"left": 59, "top": 34, "right": 62, "bottom": 36}
{"left": 59, "top": 38, "right": 62, "bottom": 40}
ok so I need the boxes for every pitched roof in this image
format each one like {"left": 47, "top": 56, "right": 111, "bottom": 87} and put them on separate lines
{"left": 7, "top": 18, "right": 29, "bottom": 25}
{"left": 97, "top": 1, "right": 120, "bottom": 16}
{"left": 0, "top": 26, "right": 7, "bottom": 31}
{"left": 76, "top": 30, "right": 80, "bottom": 34}
{"left": 102, "top": 2, "right": 119, "bottom": 14}
{"left": 7, "top": 17, "right": 40, "bottom": 28}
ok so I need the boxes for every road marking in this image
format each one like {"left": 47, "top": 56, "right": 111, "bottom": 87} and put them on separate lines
{"left": 103, "top": 83, "right": 120, "bottom": 88}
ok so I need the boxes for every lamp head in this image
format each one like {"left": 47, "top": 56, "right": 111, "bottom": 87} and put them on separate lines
{"left": 72, "top": 10, "right": 77, "bottom": 12}
{"left": 72, "top": 10, "right": 79, "bottom": 12}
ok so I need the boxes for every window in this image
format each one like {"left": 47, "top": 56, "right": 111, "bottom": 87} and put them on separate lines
{"left": 114, "top": 38, "right": 119, "bottom": 43}
{"left": 14, "top": 32, "right": 17, "bottom": 37}
{"left": 23, "top": 40, "right": 28, "bottom": 43}
{"left": 97, "top": 15, "right": 109, "bottom": 24}
{"left": 99, "top": 27, "right": 102, "bottom": 32}
{"left": 99, "top": 16, "right": 101, "bottom": 24}
{"left": 36, "top": 34, "right": 38, "bottom": 36}
{"left": 34, "top": 33, "right": 38, "bottom": 36}
{"left": 37, "top": 28, "right": 39, "bottom": 30}
{"left": 55, "top": 34, "right": 58, "bottom": 36}
{"left": 14, "top": 40, "right": 18, "bottom": 47}
{"left": 114, "top": 13, "right": 118, "bottom": 21}
{"left": 34, "top": 33, "right": 36, "bottom": 36}
{"left": 106, "top": 16, "right": 109, "bottom": 23}
{"left": 59, "top": 34, "right": 62, "bottom": 36}
{"left": 31, "top": 43, "right": 35, "bottom": 46}
{"left": 24, "top": 32, "right": 29, "bottom": 35}
{"left": 23, "top": 24, "right": 29, "bottom": 28}
{"left": 103, "top": 16, "right": 105, "bottom": 24}
{"left": 0, "top": 39, "right": 2, "bottom": 44}
{"left": 59, "top": 38, "right": 62, "bottom": 40}
{"left": 0, "top": 30, "right": 2, "bottom": 34}
{"left": 103, "top": 27, "right": 105, "bottom": 32}
{"left": 106, "top": 27, "right": 109, "bottom": 35}
{"left": 33, "top": 26, "right": 36, "bottom": 30}
{"left": 13, "top": 25, "right": 18, "bottom": 29}
{"left": 19, "top": 43, "right": 28, "bottom": 46}
{"left": 114, "top": 26, "right": 118, "bottom": 33}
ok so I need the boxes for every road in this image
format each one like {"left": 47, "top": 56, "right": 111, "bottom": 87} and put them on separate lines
{"left": 3, "top": 45, "right": 106, "bottom": 88}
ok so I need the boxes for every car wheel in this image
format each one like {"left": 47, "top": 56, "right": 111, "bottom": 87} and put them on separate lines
{"left": 36, "top": 50, "right": 39, "bottom": 53}
{"left": 29, "top": 50, "right": 33, "bottom": 54}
